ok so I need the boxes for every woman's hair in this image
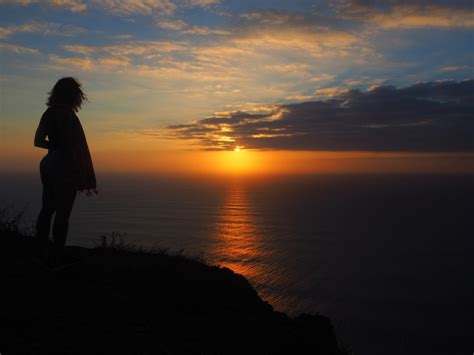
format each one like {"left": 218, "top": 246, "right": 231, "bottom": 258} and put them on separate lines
{"left": 46, "top": 77, "right": 87, "bottom": 112}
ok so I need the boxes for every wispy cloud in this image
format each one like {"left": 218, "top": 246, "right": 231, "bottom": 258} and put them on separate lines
{"left": 48, "top": 54, "right": 134, "bottom": 71}
{"left": 344, "top": 77, "right": 387, "bottom": 87}
{"left": 233, "top": 10, "right": 361, "bottom": 56}
{"left": 48, "top": 55, "right": 96, "bottom": 71}
{"left": 0, "top": 41, "right": 39, "bottom": 54}
{"left": 0, "top": 0, "right": 87, "bottom": 12}
{"left": 310, "top": 74, "right": 336, "bottom": 83}
{"left": 93, "top": 0, "right": 176, "bottom": 16}
{"left": 56, "top": 14, "right": 373, "bottom": 84}
{"left": 50, "top": 0, "right": 86, "bottom": 12}
{"left": 0, "top": 0, "right": 221, "bottom": 15}
{"left": 93, "top": 0, "right": 220, "bottom": 16}
{"left": 167, "top": 80, "right": 474, "bottom": 152}
{"left": 342, "top": 1, "right": 474, "bottom": 29}
{"left": 181, "top": 0, "right": 220, "bottom": 7}
{"left": 156, "top": 18, "right": 230, "bottom": 35}
{"left": 0, "top": 21, "right": 86, "bottom": 39}
{"left": 440, "top": 65, "right": 471, "bottom": 72}
{"left": 313, "top": 87, "right": 348, "bottom": 98}
{"left": 63, "top": 40, "right": 187, "bottom": 56}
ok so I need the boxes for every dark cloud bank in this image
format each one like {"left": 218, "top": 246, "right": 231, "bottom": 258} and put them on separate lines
{"left": 168, "top": 80, "right": 474, "bottom": 152}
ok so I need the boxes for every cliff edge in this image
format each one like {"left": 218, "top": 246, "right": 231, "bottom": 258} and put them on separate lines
{"left": 0, "top": 222, "right": 341, "bottom": 354}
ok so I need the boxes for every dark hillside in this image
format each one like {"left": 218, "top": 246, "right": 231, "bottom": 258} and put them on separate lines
{"left": 0, "top": 213, "right": 341, "bottom": 355}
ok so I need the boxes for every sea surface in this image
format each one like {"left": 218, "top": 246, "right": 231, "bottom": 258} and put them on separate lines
{"left": 1, "top": 172, "right": 473, "bottom": 355}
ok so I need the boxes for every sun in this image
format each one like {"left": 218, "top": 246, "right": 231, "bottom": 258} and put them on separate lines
{"left": 210, "top": 146, "right": 266, "bottom": 175}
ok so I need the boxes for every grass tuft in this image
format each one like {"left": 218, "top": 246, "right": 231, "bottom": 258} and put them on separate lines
{"left": 0, "top": 207, "right": 26, "bottom": 235}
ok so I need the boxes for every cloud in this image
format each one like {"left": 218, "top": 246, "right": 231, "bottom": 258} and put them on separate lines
{"left": 49, "top": 50, "right": 241, "bottom": 81}
{"left": 343, "top": 77, "right": 387, "bottom": 89}
{"left": 98, "top": 56, "right": 130, "bottom": 66}
{"left": 314, "top": 87, "right": 348, "bottom": 98}
{"left": 167, "top": 80, "right": 474, "bottom": 152}
{"left": 48, "top": 55, "right": 96, "bottom": 71}
{"left": 284, "top": 94, "right": 316, "bottom": 102}
{"left": 341, "top": 1, "right": 474, "bottom": 29}
{"left": 94, "top": 0, "right": 176, "bottom": 16}
{"left": 265, "top": 63, "right": 310, "bottom": 74}
{"left": 49, "top": 0, "right": 86, "bottom": 12}
{"left": 310, "top": 74, "right": 336, "bottom": 83}
{"left": 234, "top": 10, "right": 359, "bottom": 55}
{"left": 1, "top": 0, "right": 219, "bottom": 14}
{"left": 93, "top": 0, "right": 219, "bottom": 16}
{"left": 51, "top": 8, "right": 380, "bottom": 89}
{"left": 63, "top": 40, "right": 187, "bottom": 56}
{"left": 240, "top": 10, "right": 306, "bottom": 25}
{"left": 0, "top": 21, "right": 86, "bottom": 39}
{"left": 181, "top": 0, "right": 220, "bottom": 7}
{"left": 0, "top": 0, "right": 86, "bottom": 12}
{"left": 440, "top": 65, "right": 471, "bottom": 72}
{"left": 48, "top": 54, "right": 133, "bottom": 71}
{"left": 156, "top": 19, "right": 230, "bottom": 35}
{"left": 178, "top": 11, "right": 373, "bottom": 79}
{"left": 0, "top": 0, "right": 33, "bottom": 4}
{"left": 62, "top": 44, "right": 97, "bottom": 55}
{"left": 0, "top": 42, "right": 39, "bottom": 54}
{"left": 58, "top": 21, "right": 360, "bottom": 82}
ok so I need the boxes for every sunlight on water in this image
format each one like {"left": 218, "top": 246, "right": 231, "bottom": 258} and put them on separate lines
{"left": 210, "top": 182, "right": 282, "bottom": 307}
{"left": 212, "top": 183, "right": 266, "bottom": 278}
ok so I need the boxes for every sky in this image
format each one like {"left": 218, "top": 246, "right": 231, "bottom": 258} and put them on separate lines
{"left": 0, "top": 0, "right": 473, "bottom": 175}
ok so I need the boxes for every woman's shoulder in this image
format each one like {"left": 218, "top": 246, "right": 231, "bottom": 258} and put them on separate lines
{"left": 43, "top": 106, "right": 74, "bottom": 119}
{"left": 40, "top": 107, "right": 54, "bottom": 122}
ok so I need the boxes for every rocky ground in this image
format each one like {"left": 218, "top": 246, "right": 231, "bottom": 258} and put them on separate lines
{"left": 0, "top": 215, "right": 343, "bottom": 354}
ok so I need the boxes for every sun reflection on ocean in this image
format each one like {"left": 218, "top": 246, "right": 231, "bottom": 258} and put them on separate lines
{"left": 210, "top": 182, "right": 284, "bottom": 308}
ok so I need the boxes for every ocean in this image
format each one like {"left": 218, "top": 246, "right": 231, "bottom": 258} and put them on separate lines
{"left": 1, "top": 172, "right": 473, "bottom": 354}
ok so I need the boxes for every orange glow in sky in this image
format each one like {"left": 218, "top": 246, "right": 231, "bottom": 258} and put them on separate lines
{"left": 3, "top": 131, "right": 474, "bottom": 176}
{"left": 1, "top": 1, "right": 472, "bottom": 177}
{"left": 93, "top": 150, "right": 474, "bottom": 175}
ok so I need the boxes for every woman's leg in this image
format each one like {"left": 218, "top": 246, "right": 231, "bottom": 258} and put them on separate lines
{"left": 52, "top": 184, "right": 77, "bottom": 249}
{"left": 36, "top": 161, "right": 55, "bottom": 246}
{"left": 36, "top": 183, "right": 55, "bottom": 245}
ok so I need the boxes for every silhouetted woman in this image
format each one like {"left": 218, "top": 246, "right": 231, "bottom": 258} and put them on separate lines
{"left": 34, "top": 77, "right": 97, "bottom": 255}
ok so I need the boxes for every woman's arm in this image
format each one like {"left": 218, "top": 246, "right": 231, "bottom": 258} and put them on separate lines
{"left": 34, "top": 113, "right": 50, "bottom": 149}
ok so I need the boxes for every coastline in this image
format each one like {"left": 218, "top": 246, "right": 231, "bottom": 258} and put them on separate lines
{"left": 0, "top": 225, "right": 343, "bottom": 354}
